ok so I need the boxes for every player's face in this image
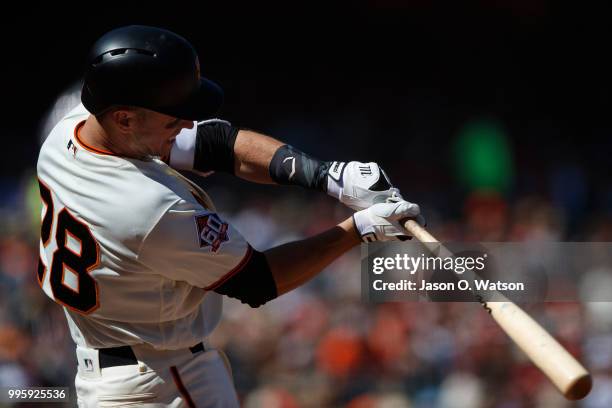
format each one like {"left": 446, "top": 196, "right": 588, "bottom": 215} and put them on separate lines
{"left": 130, "top": 109, "right": 194, "bottom": 159}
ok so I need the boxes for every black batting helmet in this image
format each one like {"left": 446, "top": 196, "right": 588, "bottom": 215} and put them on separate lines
{"left": 81, "top": 25, "right": 223, "bottom": 121}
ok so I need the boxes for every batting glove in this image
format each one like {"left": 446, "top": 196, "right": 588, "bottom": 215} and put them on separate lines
{"left": 353, "top": 199, "right": 423, "bottom": 242}
{"left": 326, "top": 161, "right": 403, "bottom": 211}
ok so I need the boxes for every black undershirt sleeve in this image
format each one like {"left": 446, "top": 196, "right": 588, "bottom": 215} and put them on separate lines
{"left": 213, "top": 249, "right": 278, "bottom": 308}
{"left": 193, "top": 121, "right": 239, "bottom": 174}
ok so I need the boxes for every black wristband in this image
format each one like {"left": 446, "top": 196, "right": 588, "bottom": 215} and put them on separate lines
{"left": 269, "top": 145, "right": 330, "bottom": 192}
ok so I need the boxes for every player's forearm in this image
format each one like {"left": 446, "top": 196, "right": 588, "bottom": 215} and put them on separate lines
{"left": 264, "top": 217, "right": 360, "bottom": 295}
{"left": 233, "top": 129, "right": 333, "bottom": 193}
{"left": 233, "top": 129, "right": 283, "bottom": 184}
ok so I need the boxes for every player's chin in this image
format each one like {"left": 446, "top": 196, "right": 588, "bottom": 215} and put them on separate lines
{"left": 159, "top": 140, "right": 174, "bottom": 159}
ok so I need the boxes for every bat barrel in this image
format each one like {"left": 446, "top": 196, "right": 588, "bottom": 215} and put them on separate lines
{"left": 487, "top": 301, "right": 592, "bottom": 400}
{"left": 401, "top": 219, "right": 593, "bottom": 400}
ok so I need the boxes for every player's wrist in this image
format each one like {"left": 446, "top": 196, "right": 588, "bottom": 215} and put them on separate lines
{"left": 340, "top": 216, "right": 362, "bottom": 245}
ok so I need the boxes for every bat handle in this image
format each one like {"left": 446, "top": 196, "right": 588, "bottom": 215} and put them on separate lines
{"left": 402, "top": 218, "right": 437, "bottom": 243}
{"left": 401, "top": 218, "right": 454, "bottom": 258}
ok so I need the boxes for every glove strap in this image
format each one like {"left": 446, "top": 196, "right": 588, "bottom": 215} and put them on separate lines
{"left": 352, "top": 211, "right": 379, "bottom": 242}
{"left": 325, "top": 161, "right": 346, "bottom": 200}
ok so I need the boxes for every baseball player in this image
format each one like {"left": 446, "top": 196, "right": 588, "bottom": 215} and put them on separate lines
{"left": 36, "top": 25, "right": 423, "bottom": 407}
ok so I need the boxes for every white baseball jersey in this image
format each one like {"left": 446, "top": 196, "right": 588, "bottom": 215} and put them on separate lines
{"left": 37, "top": 104, "right": 251, "bottom": 350}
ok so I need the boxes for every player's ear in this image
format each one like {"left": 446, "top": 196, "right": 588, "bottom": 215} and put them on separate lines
{"left": 111, "top": 108, "right": 138, "bottom": 133}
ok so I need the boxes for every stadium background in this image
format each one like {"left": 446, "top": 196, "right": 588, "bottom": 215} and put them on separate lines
{"left": 1, "top": 2, "right": 611, "bottom": 407}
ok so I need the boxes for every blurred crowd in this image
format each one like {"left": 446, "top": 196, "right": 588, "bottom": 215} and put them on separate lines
{"left": 1, "top": 167, "right": 611, "bottom": 407}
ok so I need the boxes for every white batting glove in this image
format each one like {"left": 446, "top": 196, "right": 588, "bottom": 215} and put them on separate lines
{"left": 327, "top": 161, "right": 402, "bottom": 211}
{"left": 353, "top": 199, "right": 422, "bottom": 242}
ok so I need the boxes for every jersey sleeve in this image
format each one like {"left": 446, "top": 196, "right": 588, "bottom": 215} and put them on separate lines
{"left": 169, "top": 122, "right": 199, "bottom": 171}
{"left": 138, "top": 199, "right": 252, "bottom": 289}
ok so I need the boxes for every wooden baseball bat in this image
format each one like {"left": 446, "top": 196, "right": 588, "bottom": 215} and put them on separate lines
{"left": 402, "top": 219, "right": 592, "bottom": 400}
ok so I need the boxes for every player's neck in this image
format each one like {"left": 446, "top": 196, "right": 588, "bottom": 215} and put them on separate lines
{"left": 81, "top": 116, "right": 137, "bottom": 158}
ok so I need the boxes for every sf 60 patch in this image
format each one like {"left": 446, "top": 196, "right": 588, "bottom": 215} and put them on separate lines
{"left": 194, "top": 212, "right": 229, "bottom": 252}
